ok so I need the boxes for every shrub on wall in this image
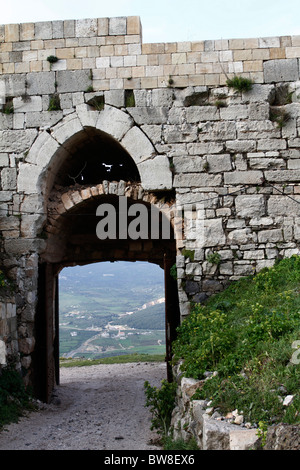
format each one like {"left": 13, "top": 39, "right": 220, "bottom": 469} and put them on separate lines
{"left": 0, "top": 368, "right": 35, "bottom": 428}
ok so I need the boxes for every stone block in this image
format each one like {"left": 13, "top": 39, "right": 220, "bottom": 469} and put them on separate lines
{"left": 202, "top": 218, "right": 226, "bottom": 247}
{"left": 13, "top": 96, "right": 42, "bottom": 113}
{"left": 263, "top": 59, "right": 299, "bottom": 83}
{"left": 0, "top": 153, "right": 9, "bottom": 167}
{"left": 258, "top": 229, "right": 283, "bottom": 243}
{"left": 104, "top": 90, "right": 125, "bottom": 108}
{"left": 109, "top": 17, "right": 127, "bottom": 36}
{"left": 207, "top": 154, "right": 232, "bottom": 172}
{"left": 259, "top": 37, "right": 280, "bottom": 48}
{"left": 226, "top": 140, "right": 256, "bottom": 152}
{"left": 128, "top": 107, "right": 168, "bottom": 125}
{"left": 234, "top": 263, "right": 255, "bottom": 276}
{"left": 26, "top": 111, "right": 63, "bottom": 128}
{"left": 127, "top": 17, "right": 141, "bottom": 35}
{"left": 5, "top": 24, "right": 19, "bottom": 42}
{"left": 17, "top": 162, "right": 42, "bottom": 193}
{"left": 0, "top": 74, "right": 27, "bottom": 97}
{"left": 224, "top": 170, "right": 263, "bottom": 185}
{"left": 235, "top": 194, "right": 265, "bottom": 218}
{"left": 172, "top": 156, "right": 204, "bottom": 173}
{"left": 268, "top": 195, "right": 300, "bottom": 217}
{"left": 203, "top": 415, "right": 235, "bottom": 450}
{"left": 34, "top": 21, "right": 52, "bottom": 40}
{"left": 121, "top": 125, "right": 155, "bottom": 165}
{"left": 75, "top": 19, "right": 98, "bottom": 37}
{"left": 98, "top": 18, "right": 109, "bottom": 36}
{"left": 257, "top": 139, "right": 287, "bottom": 151}
{"left": 0, "top": 129, "right": 37, "bottom": 153}
{"left": 56, "top": 70, "right": 92, "bottom": 93}
{"left": 264, "top": 169, "right": 300, "bottom": 182}
{"left": 96, "top": 106, "right": 133, "bottom": 142}
{"left": 0, "top": 114, "right": 13, "bottom": 130}
{"left": 165, "top": 124, "right": 198, "bottom": 144}
{"left": 0, "top": 339, "right": 6, "bottom": 365}
{"left": 151, "top": 88, "right": 174, "bottom": 107}
{"left": 141, "top": 125, "right": 162, "bottom": 145}
{"left": 52, "top": 21, "right": 64, "bottom": 39}
{"left": 173, "top": 173, "right": 222, "bottom": 188}
{"left": 20, "top": 23, "right": 35, "bottom": 41}
{"left": 138, "top": 155, "right": 173, "bottom": 191}
{"left": 201, "top": 121, "right": 236, "bottom": 141}
{"left": 1, "top": 168, "right": 17, "bottom": 190}
{"left": 51, "top": 114, "right": 83, "bottom": 146}
{"left": 229, "top": 429, "right": 260, "bottom": 450}
{"left": 228, "top": 228, "right": 257, "bottom": 245}
{"left": 288, "top": 159, "right": 300, "bottom": 169}
{"left": 26, "top": 131, "right": 60, "bottom": 168}
{"left": 63, "top": 20, "right": 75, "bottom": 38}
{"left": 186, "top": 105, "right": 219, "bottom": 122}
{"left": 249, "top": 102, "right": 270, "bottom": 120}
{"left": 220, "top": 105, "right": 248, "bottom": 120}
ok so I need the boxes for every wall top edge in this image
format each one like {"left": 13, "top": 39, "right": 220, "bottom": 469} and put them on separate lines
{"left": 0, "top": 16, "right": 143, "bottom": 42}
{"left": 0, "top": 15, "right": 299, "bottom": 48}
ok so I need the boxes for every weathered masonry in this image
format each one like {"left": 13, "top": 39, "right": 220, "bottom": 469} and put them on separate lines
{"left": 0, "top": 16, "right": 300, "bottom": 401}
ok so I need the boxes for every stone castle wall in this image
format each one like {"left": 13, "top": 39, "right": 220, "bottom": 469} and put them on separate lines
{"left": 1, "top": 16, "right": 300, "bottom": 88}
{"left": 0, "top": 16, "right": 299, "bottom": 382}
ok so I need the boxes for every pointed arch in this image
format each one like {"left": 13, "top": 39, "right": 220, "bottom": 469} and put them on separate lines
{"left": 22, "top": 106, "right": 172, "bottom": 196}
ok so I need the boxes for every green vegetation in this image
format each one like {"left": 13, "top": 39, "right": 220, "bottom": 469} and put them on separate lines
{"left": 144, "top": 378, "right": 199, "bottom": 450}
{"left": 172, "top": 256, "right": 300, "bottom": 426}
{"left": 1, "top": 100, "right": 14, "bottom": 115}
{"left": 144, "top": 379, "right": 177, "bottom": 437}
{"left": 163, "top": 436, "right": 199, "bottom": 450}
{"left": 60, "top": 353, "right": 165, "bottom": 367}
{"left": 170, "top": 264, "right": 177, "bottom": 281}
{"left": 46, "top": 55, "right": 59, "bottom": 64}
{"left": 87, "top": 94, "right": 105, "bottom": 111}
{"left": 125, "top": 90, "right": 135, "bottom": 107}
{"left": 0, "top": 368, "right": 35, "bottom": 429}
{"left": 181, "top": 249, "right": 195, "bottom": 261}
{"left": 226, "top": 75, "right": 253, "bottom": 93}
{"left": 48, "top": 94, "right": 61, "bottom": 111}
{"left": 270, "top": 108, "right": 290, "bottom": 128}
{"left": 207, "top": 251, "right": 221, "bottom": 265}
{"left": 0, "top": 270, "right": 7, "bottom": 288}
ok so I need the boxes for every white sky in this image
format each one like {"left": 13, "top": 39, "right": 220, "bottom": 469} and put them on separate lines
{"left": 1, "top": 0, "right": 300, "bottom": 44}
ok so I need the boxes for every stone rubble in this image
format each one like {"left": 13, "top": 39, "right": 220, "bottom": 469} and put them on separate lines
{"left": 170, "top": 365, "right": 299, "bottom": 450}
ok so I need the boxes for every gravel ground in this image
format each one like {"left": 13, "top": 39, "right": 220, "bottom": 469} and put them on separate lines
{"left": 0, "top": 362, "right": 166, "bottom": 451}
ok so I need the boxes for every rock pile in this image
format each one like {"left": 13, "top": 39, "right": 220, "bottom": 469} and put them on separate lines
{"left": 170, "top": 365, "right": 299, "bottom": 450}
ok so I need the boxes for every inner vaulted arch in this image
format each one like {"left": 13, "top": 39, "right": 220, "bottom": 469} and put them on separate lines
{"left": 51, "top": 127, "right": 141, "bottom": 188}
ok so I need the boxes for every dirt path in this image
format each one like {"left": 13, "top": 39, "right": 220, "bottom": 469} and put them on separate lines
{"left": 0, "top": 362, "right": 166, "bottom": 450}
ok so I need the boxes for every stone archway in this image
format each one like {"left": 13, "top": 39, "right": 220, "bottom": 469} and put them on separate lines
{"left": 22, "top": 107, "right": 179, "bottom": 402}
{"left": 20, "top": 105, "right": 172, "bottom": 204}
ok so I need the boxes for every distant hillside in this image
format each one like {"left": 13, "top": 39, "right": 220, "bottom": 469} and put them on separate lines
{"left": 114, "top": 302, "right": 166, "bottom": 330}
{"left": 59, "top": 261, "right": 166, "bottom": 359}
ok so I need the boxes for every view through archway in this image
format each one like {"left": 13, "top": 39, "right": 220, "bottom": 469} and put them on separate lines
{"left": 59, "top": 261, "right": 166, "bottom": 362}
{"left": 33, "top": 114, "right": 179, "bottom": 403}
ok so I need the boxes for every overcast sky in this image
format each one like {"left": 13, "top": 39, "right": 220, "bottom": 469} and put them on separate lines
{"left": 1, "top": 0, "right": 300, "bottom": 44}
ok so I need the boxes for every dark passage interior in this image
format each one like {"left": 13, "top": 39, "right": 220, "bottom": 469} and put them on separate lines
{"left": 53, "top": 128, "right": 140, "bottom": 187}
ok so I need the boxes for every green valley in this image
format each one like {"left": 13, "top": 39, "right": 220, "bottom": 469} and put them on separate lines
{"left": 59, "top": 261, "right": 166, "bottom": 359}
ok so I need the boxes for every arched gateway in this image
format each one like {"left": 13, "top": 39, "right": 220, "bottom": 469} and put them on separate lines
{"left": 18, "top": 107, "right": 179, "bottom": 402}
